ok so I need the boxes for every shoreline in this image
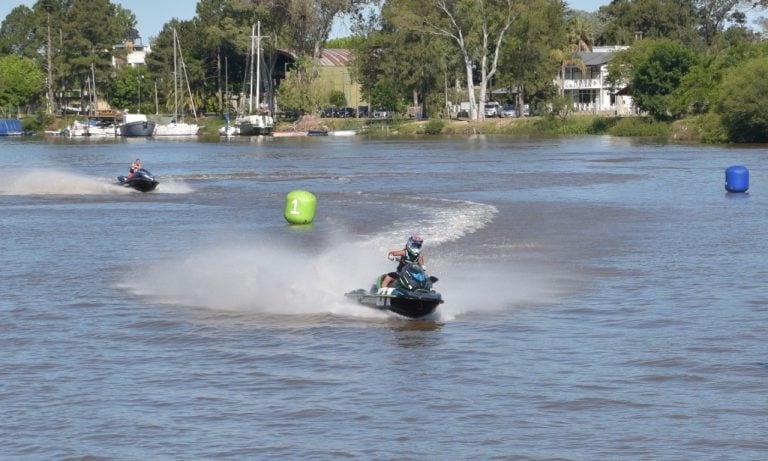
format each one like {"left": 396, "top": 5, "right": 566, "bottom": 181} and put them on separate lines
{"left": 20, "top": 113, "right": 704, "bottom": 143}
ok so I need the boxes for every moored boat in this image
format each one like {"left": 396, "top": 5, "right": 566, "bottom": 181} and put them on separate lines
{"left": 272, "top": 130, "right": 308, "bottom": 137}
{"left": 154, "top": 27, "right": 200, "bottom": 137}
{"left": 234, "top": 112, "right": 273, "bottom": 136}
{"left": 64, "top": 118, "right": 116, "bottom": 137}
{"left": 233, "top": 22, "right": 274, "bottom": 137}
{"left": 328, "top": 130, "right": 356, "bottom": 137}
{"left": 118, "top": 112, "right": 156, "bottom": 137}
{"left": 0, "top": 118, "right": 23, "bottom": 136}
{"left": 154, "top": 121, "right": 199, "bottom": 136}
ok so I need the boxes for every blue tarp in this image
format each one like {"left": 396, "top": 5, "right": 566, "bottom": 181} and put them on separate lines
{"left": 0, "top": 118, "right": 23, "bottom": 135}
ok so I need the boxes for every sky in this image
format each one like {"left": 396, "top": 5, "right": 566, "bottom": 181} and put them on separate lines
{"left": 1, "top": 0, "right": 607, "bottom": 43}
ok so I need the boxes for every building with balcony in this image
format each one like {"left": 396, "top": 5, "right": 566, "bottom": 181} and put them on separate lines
{"left": 562, "top": 46, "right": 634, "bottom": 115}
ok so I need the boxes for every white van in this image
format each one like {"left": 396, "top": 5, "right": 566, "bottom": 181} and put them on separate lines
{"left": 484, "top": 102, "right": 501, "bottom": 117}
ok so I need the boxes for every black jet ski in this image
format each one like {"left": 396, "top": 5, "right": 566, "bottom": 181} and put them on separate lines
{"left": 117, "top": 168, "right": 159, "bottom": 192}
{"left": 345, "top": 261, "right": 443, "bottom": 318}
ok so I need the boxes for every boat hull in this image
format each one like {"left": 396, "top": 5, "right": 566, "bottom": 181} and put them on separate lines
{"left": 0, "top": 118, "right": 23, "bottom": 136}
{"left": 345, "top": 288, "right": 443, "bottom": 319}
{"left": 117, "top": 168, "right": 159, "bottom": 192}
{"left": 119, "top": 120, "right": 156, "bottom": 137}
{"left": 235, "top": 114, "right": 274, "bottom": 136}
{"left": 154, "top": 122, "right": 199, "bottom": 136}
{"left": 118, "top": 176, "right": 159, "bottom": 192}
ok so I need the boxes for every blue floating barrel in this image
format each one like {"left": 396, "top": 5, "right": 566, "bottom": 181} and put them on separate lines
{"left": 284, "top": 190, "right": 317, "bottom": 224}
{"left": 725, "top": 165, "right": 749, "bottom": 193}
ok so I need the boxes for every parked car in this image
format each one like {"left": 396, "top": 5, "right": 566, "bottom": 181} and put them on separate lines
{"left": 500, "top": 104, "right": 516, "bottom": 118}
{"left": 357, "top": 106, "right": 369, "bottom": 118}
{"left": 372, "top": 108, "right": 390, "bottom": 118}
{"left": 320, "top": 107, "right": 336, "bottom": 118}
{"left": 339, "top": 107, "right": 356, "bottom": 118}
{"left": 484, "top": 102, "right": 501, "bottom": 117}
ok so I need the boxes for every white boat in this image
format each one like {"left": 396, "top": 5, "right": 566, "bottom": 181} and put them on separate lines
{"left": 65, "top": 119, "right": 116, "bottom": 137}
{"left": 155, "top": 28, "right": 200, "bottom": 137}
{"left": 272, "top": 130, "right": 308, "bottom": 137}
{"left": 64, "top": 64, "right": 116, "bottom": 137}
{"left": 155, "top": 121, "right": 200, "bottom": 136}
{"left": 328, "top": 130, "right": 357, "bottom": 137}
{"left": 234, "top": 113, "right": 273, "bottom": 136}
{"left": 218, "top": 125, "right": 239, "bottom": 136}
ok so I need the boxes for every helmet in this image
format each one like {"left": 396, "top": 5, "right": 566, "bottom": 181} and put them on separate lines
{"left": 405, "top": 234, "right": 423, "bottom": 258}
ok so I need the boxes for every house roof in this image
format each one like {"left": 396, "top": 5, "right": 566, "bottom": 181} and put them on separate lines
{"left": 578, "top": 51, "right": 617, "bottom": 66}
{"left": 317, "top": 49, "right": 354, "bottom": 67}
{"left": 278, "top": 48, "right": 354, "bottom": 67}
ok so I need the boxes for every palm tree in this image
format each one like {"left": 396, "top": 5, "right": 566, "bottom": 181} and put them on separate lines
{"left": 552, "top": 15, "right": 594, "bottom": 96}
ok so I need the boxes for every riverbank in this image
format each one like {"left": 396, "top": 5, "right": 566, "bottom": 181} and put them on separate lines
{"left": 275, "top": 114, "right": 701, "bottom": 142}
{"left": 25, "top": 113, "right": 703, "bottom": 142}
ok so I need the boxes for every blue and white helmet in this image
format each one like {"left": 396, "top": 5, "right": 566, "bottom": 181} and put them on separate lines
{"left": 405, "top": 234, "right": 423, "bottom": 258}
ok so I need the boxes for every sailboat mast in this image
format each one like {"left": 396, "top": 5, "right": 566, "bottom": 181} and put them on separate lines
{"left": 91, "top": 62, "right": 97, "bottom": 116}
{"left": 173, "top": 28, "right": 178, "bottom": 121}
{"left": 249, "top": 23, "right": 255, "bottom": 114}
{"left": 256, "top": 21, "right": 261, "bottom": 112}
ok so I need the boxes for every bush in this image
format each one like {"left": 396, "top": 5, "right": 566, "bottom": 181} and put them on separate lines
{"left": 606, "top": 117, "right": 671, "bottom": 137}
{"left": 22, "top": 110, "right": 54, "bottom": 132}
{"left": 694, "top": 113, "right": 729, "bottom": 144}
{"left": 422, "top": 120, "right": 444, "bottom": 134}
{"left": 589, "top": 117, "right": 618, "bottom": 133}
{"left": 716, "top": 57, "right": 768, "bottom": 142}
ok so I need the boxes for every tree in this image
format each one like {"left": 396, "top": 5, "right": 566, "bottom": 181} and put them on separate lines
{"left": 32, "top": 0, "right": 67, "bottom": 114}
{"left": 0, "top": 55, "right": 45, "bottom": 113}
{"left": 0, "top": 6, "right": 38, "bottom": 58}
{"left": 60, "top": 0, "right": 131, "bottom": 75}
{"left": 195, "top": 0, "right": 251, "bottom": 114}
{"left": 612, "top": 39, "right": 699, "bottom": 119}
{"left": 716, "top": 56, "right": 768, "bottom": 142}
{"left": 146, "top": 20, "right": 206, "bottom": 116}
{"left": 351, "top": 1, "right": 450, "bottom": 118}
{"left": 597, "top": 0, "right": 699, "bottom": 46}
{"left": 104, "top": 65, "right": 153, "bottom": 113}
{"left": 670, "top": 38, "right": 760, "bottom": 115}
{"left": 388, "top": 0, "right": 518, "bottom": 120}
{"left": 498, "top": 0, "right": 564, "bottom": 114}
{"left": 328, "top": 89, "right": 346, "bottom": 107}
{"left": 275, "top": 56, "right": 323, "bottom": 114}
{"left": 552, "top": 9, "right": 594, "bottom": 98}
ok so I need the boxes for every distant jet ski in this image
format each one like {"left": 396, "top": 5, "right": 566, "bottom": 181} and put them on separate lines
{"left": 345, "top": 262, "right": 443, "bottom": 318}
{"left": 117, "top": 168, "right": 159, "bottom": 192}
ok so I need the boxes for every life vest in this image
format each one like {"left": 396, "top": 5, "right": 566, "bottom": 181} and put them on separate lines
{"left": 396, "top": 247, "right": 419, "bottom": 271}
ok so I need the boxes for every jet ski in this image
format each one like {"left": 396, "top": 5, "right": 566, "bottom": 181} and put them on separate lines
{"left": 345, "top": 261, "right": 443, "bottom": 318}
{"left": 117, "top": 168, "right": 159, "bottom": 192}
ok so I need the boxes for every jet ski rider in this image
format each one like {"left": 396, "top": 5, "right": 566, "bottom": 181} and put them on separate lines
{"left": 379, "top": 234, "right": 425, "bottom": 292}
{"left": 127, "top": 158, "right": 142, "bottom": 179}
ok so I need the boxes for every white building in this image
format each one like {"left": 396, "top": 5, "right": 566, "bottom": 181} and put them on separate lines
{"left": 561, "top": 46, "right": 634, "bottom": 115}
{"left": 112, "top": 40, "right": 151, "bottom": 68}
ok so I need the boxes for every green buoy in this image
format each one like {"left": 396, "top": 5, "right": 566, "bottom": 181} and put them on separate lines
{"left": 284, "top": 190, "right": 317, "bottom": 224}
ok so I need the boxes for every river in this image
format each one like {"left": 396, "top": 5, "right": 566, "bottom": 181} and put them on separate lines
{"left": 1, "top": 134, "right": 766, "bottom": 459}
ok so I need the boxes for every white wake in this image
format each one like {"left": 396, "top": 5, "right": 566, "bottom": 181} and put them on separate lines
{"left": 119, "top": 198, "right": 573, "bottom": 321}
